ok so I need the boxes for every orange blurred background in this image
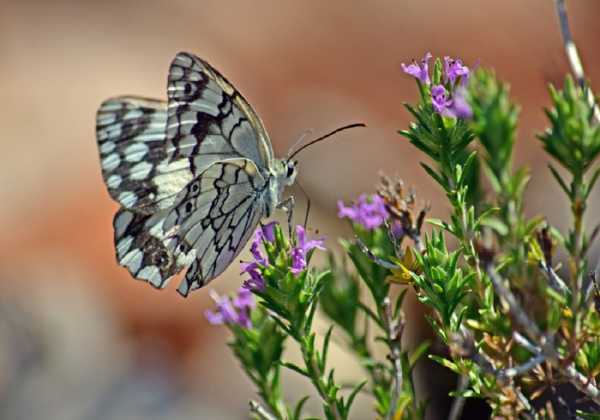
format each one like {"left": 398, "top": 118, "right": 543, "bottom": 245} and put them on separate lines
{"left": 1, "top": 0, "right": 600, "bottom": 418}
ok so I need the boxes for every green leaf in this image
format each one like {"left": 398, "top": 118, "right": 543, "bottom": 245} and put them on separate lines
{"left": 548, "top": 163, "right": 571, "bottom": 198}
{"left": 292, "top": 396, "right": 311, "bottom": 420}
{"left": 282, "top": 361, "right": 309, "bottom": 378}
{"left": 344, "top": 380, "right": 368, "bottom": 415}
{"left": 320, "top": 325, "right": 334, "bottom": 372}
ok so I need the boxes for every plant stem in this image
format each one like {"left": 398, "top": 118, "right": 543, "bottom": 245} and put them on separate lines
{"left": 448, "top": 375, "right": 469, "bottom": 420}
{"left": 250, "top": 400, "right": 279, "bottom": 420}
{"left": 554, "top": 0, "right": 600, "bottom": 122}
{"left": 301, "top": 344, "right": 343, "bottom": 420}
{"left": 382, "top": 297, "right": 406, "bottom": 420}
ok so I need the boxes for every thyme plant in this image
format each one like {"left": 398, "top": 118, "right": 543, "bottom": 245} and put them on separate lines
{"left": 203, "top": 2, "right": 600, "bottom": 418}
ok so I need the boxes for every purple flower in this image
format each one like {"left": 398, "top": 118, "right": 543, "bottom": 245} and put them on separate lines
{"left": 204, "top": 292, "right": 238, "bottom": 325}
{"left": 290, "top": 225, "right": 325, "bottom": 274}
{"left": 234, "top": 287, "right": 255, "bottom": 309}
{"left": 401, "top": 52, "right": 432, "bottom": 85}
{"left": 261, "top": 222, "right": 277, "bottom": 243}
{"left": 338, "top": 194, "right": 389, "bottom": 230}
{"left": 431, "top": 84, "right": 452, "bottom": 114}
{"left": 205, "top": 288, "right": 256, "bottom": 329}
{"left": 446, "top": 88, "right": 473, "bottom": 119}
{"left": 443, "top": 56, "right": 470, "bottom": 84}
{"left": 241, "top": 262, "right": 266, "bottom": 291}
{"left": 250, "top": 231, "right": 267, "bottom": 266}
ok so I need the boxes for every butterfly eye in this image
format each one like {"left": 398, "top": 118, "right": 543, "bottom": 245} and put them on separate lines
{"left": 286, "top": 163, "right": 295, "bottom": 177}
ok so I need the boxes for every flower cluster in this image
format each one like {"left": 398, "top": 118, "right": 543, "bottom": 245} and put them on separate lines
{"left": 337, "top": 194, "right": 389, "bottom": 230}
{"left": 204, "top": 222, "right": 325, "bottom": 329}
{"left": 402, "top": 52, "right": 472, "bottom": 118}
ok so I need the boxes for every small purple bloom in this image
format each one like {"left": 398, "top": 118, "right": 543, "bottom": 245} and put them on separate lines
{"left": 444, "top": 56, "right": 470, "bottom": 84}
{"left": 431, "top": 84, "right": 452, "bottom": 114}
{"left": 401, "top": 52, "right": 432, "bottom": 85}
{"left": 446, "top": 88, "right": 473, "bottom": 119}
{"left": 261, "top": 222, "right": 277, "bottom": 243}
{"left": 338, "top": 194, "right": 389, "bottom": 230}
{"left": 205, "top": 292, "right": 238, "bottom": 325}
{"left": 233, "top": 287, "right": 255, "bottom": 310}
{"left": 205, "top": 289, "right": 255, "bottom": 329}
{"left": 235, "top": 310, "right": 252, "bottom": 329}
{"left": 337, "top": 200, "right": 359, "bottom": 220}
{"left": 250, "top": 231, "right": 267, "bottom": 266}
{"left": 290, "top": 225, "right": 325, "bottom": 274}
{"left": 241, "top": 262, "right": 266, "bottom": 291}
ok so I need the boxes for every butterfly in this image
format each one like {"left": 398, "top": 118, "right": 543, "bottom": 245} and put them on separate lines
{"left": 95, "top": 52, "right": 300, "bottom": 296}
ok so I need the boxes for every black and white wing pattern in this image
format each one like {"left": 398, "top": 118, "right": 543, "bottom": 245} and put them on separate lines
{"left": 96, "top": 52, "right": 281, "bottom": 296}
{"left": 165, "top": 52, "right": 274, "bottom": 175}
{"left": 96, "top": 96, "right": 193, "bottom": 213}
{"left": 113, "top": 208, "right": 192, "bottom": 288}
{"left": 162, "top": 159, "right": 266, "bottom": 296}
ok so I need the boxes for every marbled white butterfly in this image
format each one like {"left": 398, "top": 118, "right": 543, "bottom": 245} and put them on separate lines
{"left": 96, "top": 52, "right": 362, "bottom": 296}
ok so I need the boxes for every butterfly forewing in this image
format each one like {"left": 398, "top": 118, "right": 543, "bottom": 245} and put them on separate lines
{"left": 166, "top": 52, "right": 274, "bottom": 175}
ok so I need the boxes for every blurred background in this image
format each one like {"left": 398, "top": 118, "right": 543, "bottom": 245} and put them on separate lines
{"left": 1, "top": 0, "right": 600, "bottom": 418}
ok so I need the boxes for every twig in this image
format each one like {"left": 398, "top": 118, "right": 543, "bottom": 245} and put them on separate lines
{"left": 554, "top": 0, "right": 600, "bottom": 123}
{"left": 483, "top": 263, "right": 545, "bottom": 345}
{"left": 515, "top": 388, "right": 536, "bottom": 419}
{"left": 485, "top": 264, "right": 600, "bottom": 406}
{"left": 502, "top": 354, "right": 547, "bottom": 379}
{"left": 561, "top": 363, "right": 600, "bottom": 406}
{"left": 382, "top": 297, "right": 405, "bottom": 420}
{"left": 448, "top": 375, "right": 469, "bottom": 420}
{"left": 355, "top": 237, "right": 399, "bottom": 270}
{"left": 249, "top": 400, "right": 278, "bottom": 420}
{"left": 539, "top": 262, "right": 570, "bottom": 296}
{"left": 452, "top": 329, "right": 546, "bottom": 383}
{"left": 512, "top": 331, "right": 540, "bottom": 355}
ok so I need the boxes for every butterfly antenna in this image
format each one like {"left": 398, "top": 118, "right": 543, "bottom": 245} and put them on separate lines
{"left": 287, "top": 129, "right": 314, "bottom": 159}
{"left": 288, "top": 123, "right": 366, "bottom": 161}
{"left": 296, "top": 181, "right": 311, "bottom": 228}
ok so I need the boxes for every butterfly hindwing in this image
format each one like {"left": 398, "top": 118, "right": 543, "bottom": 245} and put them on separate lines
{"left": 166, "top": 52, "right": 274, "bottom": 176}
{"left": 162, "top": 159, "right": 266, "bottom": 296}
{"left": 113, "top": 207, "right": 193, "bottom": 289}
{"left": 96, "top": 96, "right": 193, "bottom": 213}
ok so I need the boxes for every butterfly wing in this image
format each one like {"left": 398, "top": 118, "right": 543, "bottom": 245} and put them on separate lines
{"left": 97, "top": 52, "right": 274, "bottom": 214}
{"left": 165, "top": 52, "right": 274, "bottom": 175}
{"left": 162, "top": 159, "right": 266, "bottom": 296}
{"left": 113, "top": 207, "right": 193, "bottom": 288}
{"left": 96, "top": 96, "right": 193, "bottom": 213}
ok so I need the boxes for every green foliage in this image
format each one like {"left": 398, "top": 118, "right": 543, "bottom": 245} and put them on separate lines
{"left": 212, "top": 59, "right": 600, "bottom": 419}
{"left": 539, "top": 76, "right": 600, "bottom": 178}
{"left": 412, "top": 232, "right": 475, "bottom": 336}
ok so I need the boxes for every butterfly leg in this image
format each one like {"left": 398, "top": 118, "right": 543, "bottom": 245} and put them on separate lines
{"left": 277, "top": 195, "right": 296, "bottom": 239}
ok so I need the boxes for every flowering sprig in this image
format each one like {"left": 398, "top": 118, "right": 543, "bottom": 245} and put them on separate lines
{"left": 337, "top": 194, "right": 389, "bottom": 230}
{"left": 397, "top": 50, "right": 600, "bottom": 417}
{"left": 402, "top": 52, "right": 472, "bottom": 118}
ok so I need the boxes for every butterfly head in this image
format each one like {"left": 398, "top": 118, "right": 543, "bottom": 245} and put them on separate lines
{"left": 282, "top": 159, "right": 298, "bottom": 186}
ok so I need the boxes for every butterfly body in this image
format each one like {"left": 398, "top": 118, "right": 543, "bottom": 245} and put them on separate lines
{"left": 96, "top": 52, "right": 297, "bottom": 296}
